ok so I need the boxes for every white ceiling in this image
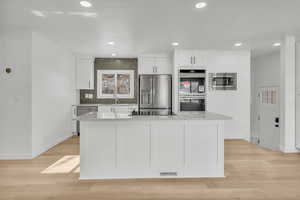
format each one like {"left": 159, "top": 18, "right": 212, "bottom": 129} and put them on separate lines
{"left": 1, "top": 0, "right": 300, "bottom": 57}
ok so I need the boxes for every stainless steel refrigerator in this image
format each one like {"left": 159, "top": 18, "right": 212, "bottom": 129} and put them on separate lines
{"left": 139, "top": 75, "right": 172, "bottom": 115}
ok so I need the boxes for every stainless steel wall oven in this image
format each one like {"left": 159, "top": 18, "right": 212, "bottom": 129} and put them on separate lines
{"left": 179, "top": 69, "right": 206, "bottom": 112}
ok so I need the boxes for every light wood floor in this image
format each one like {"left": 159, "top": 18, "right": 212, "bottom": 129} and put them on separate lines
{"left": 1, "top": 137, "right": 300, "bottom": 200}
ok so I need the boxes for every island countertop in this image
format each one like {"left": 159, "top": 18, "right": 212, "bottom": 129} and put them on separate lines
{"left": 78, "top": 111, "right": 232, "bottom": 121}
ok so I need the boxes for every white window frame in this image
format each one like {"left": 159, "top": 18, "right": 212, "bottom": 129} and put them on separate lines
{"left": 97, "top": 70, "right": 135, "bottom": 99}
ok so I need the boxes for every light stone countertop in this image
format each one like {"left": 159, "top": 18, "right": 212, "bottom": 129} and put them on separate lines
{"left": 78, "top": 111, "right": 232, "bottom": 121}
{"left": 73, "top": 104, "right": 138, "bottom": 107}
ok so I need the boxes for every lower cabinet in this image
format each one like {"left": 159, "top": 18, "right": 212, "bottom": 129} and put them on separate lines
{"left": 185, "top": 121, "right": 219, "bottom": 168}
{"left": 117, "top": 121, "right": 150, "bottom": 168}
{"left": 150, "top": 121, "right": 185, "bottom": 169}
{"left": 80, "top": 120, "right": 224, "bottom": 179}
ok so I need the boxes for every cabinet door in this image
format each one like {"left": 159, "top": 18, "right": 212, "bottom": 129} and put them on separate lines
{"left": 98, "top": 105, "right": 112, "bottom": 113}
{"left": 177, "top": 50, "right": 193, "bottom": 67}
{"left": 71, "top": 106, "right": 77, "bottom": 119}
{"left": 179, "top": 50, "right": 197, "bottom": 67}
{"left": 155, "top": 57, "right": 172, "bottom": 74}
{"left": 185, "top": 121, "right": 218, "bottom": 168}
{"left": 139, "top": 57, "right": 155, "bottom": 74}
{"left": 117, "top": 121, "right": 150, "bottom": 168}
{"left": 150, "top": 121, "right": 184, "bottom": 169}
{"left": 194, "top": 51, "right": 207, "bottom": 67}
{"left": 76, "top": 58, "right": 94, "bottom": 89}
{"left": 72, "top": 120, "right": 77, "bottom": 133}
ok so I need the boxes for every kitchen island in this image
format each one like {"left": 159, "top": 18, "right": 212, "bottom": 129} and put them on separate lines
{"left": 78, "top": 112, "right": 231, "bottom": 180}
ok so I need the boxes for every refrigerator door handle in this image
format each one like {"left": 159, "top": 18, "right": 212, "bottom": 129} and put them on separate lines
{"left": 148, "top": 93, "right": 151, "bottom": 105}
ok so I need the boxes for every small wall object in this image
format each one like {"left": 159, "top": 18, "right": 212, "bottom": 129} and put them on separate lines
{"left": 5, "top": 67, "right": 12, "bottom": 74}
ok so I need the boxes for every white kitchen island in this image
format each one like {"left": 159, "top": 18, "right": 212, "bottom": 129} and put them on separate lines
{"left": 78, "top": 112, "right": 231, "bottom": 180}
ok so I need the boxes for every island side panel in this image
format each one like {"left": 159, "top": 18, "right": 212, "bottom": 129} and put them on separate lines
{"left": 184, "top": 120, "right": 224, "bottom": 177}
{"left": 80, "top": 121, "right": 117, "bottom": 179}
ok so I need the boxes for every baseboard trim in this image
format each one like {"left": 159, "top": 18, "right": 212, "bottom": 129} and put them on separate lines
{"left": 32, "top": 134, "right": 72, "bottom": 158}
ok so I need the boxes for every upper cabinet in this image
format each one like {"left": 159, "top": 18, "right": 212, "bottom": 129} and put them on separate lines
{"left": 76, "top": 56, "right": 94, "bottom": 90}
{"left": 139, "top": 55, "right": 172, "bottom": 74}
{"left": 176, "top": 50, "right": 207, "bottom": 68}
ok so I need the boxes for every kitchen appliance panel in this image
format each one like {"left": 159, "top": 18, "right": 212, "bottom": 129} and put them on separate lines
{"left": 139, "top": 75, "right": 153, "bottom": 108}
{"left": 180, "top": 96, "right": 206, "bottom": 112}
{"left": 139, "top": 75, "right": 172, "bottom": 115}
{"left": 209, "top": 73, "right": 237, "bottom": 90}
{"left": 152, "top": 75, "right": 172, "bottom": 109}
{"left": 179, "top": 69, "right": 206, "bottom": 112}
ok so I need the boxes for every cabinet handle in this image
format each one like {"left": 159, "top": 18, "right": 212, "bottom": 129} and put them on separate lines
{"left": 88, "top": 80, "right": 90, "bottom": 89}
{"left": 153, "top": 66, "right": 157, "bottom": 73}
{"left": 194, "top": 56, "right": 196, "bottom": 64}
{"left": 190, "top": 57, "right": 192, "bottom": 64}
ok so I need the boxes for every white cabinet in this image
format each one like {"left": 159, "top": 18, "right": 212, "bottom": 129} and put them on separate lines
{"left": 150, "top": 121, "right": 184, "bottom": 169}
{"left": 139, "top": 55, "right": 172, "bottom": 74}
{"left": 80, "top": 122, "right": 116, "bottom": 173}
{"left": 117, "top": 121, "right": 150, "bottom": 168}
{"left": 176, "top": 50, "right": 207, "bottom": 68}
{"left": 80, "top": 119, "right": 225, "bottom": 179}
{"left": 76, "top": 57, "right": 94, "bottom": 90}
{"left": 72, "top": 120, "right": 77, "bottom": 134}
{"left": 71, "top": 106, "right": 77, "bottom": 119}
{"left": 185, "top": 122, "right": 218, "bottom": 168}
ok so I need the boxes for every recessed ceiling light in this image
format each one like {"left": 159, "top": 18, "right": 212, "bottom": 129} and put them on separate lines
{"left": 273, "top": 42, "right": 281, "bottom": 47}
{"left": 234, "top": 42, "right": 243, "bottom": 47}
{"left": 195, "top": 2, "right": 207, "bottom": 9}
{"left": 80, "top": 1, "right": 92, "bottom": 8}
{"left": 108, "top": 41, "right": 115, "bottom": 45}
{"left": 111, "top": 53, "right": 117, "bottom": 57}
{"left": 172, "top": 42, "right": 179, "bottom": 46}
{"left": 31, "top": 10, "right": 47, "bottom": 18}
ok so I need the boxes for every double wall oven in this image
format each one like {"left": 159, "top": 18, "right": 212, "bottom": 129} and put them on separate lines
{"left": 179, "top": 70, "right": 206, "bottom": 112}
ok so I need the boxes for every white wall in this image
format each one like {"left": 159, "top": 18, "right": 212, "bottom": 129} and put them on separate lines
{"left": 280, "top": 36, "right": 298, "bottom": 153}
{"left": 0, "top": 29, "right": 32, "bottom": 159}
{"left": 0, "top": 29, "right": 75, "bottom": 159}
{"left": 251, "top": 51, "right": 280, "bottom": 144}
{"left": 205, "top": 51, "right": 251, "bottom": 140}
{"left": 31, "top": 32, "right": 75, "bottom": 157}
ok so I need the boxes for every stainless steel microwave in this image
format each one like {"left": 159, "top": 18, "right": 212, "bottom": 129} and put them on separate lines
{"left": 209, "top": 73, "right": 237, "bottom": 90}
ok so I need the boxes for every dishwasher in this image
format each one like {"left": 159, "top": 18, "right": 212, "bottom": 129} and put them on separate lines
{"left": 73, "top": 105, "right": 98, "bottom": 136}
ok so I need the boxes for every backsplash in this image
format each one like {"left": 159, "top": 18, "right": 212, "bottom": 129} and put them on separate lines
{"left": 80, "top": 58, "right": 138, "bottom": 104}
